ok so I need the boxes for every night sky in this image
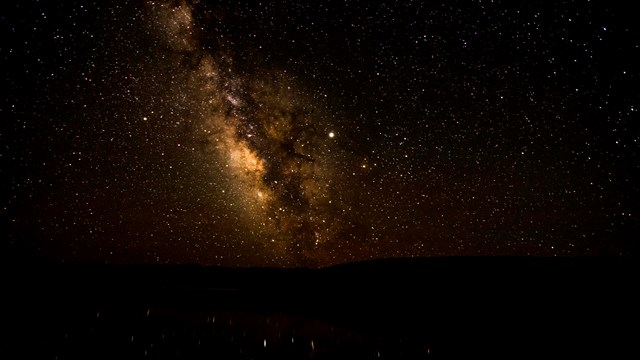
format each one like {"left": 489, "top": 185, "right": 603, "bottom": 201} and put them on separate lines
{"left": 2, "top": 0, "right": 638, "bottom": 267}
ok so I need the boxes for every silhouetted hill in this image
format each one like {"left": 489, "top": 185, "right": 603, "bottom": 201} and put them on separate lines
{"left": 4, "top": 255, "right": 635, "bottom": 289}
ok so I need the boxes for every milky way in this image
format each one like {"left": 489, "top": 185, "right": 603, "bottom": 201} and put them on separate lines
{"left": 142, "top": 1, "right": 360, "bottom": 265}
{"left": 2, "top": 0, "right": 638, "bottom": 266}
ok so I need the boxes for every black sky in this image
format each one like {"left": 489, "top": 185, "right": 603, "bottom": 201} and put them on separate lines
{"left": 1, "top": 0, "right": 638, "bottom": 266}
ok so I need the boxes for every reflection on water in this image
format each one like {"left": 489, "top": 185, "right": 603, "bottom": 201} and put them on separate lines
{"left": 11, "top": 302, "right": 432, "bottom": 359}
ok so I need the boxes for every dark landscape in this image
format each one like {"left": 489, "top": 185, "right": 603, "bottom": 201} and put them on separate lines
{"left": 3, "top": 257, "right": 637, "bottom": 358}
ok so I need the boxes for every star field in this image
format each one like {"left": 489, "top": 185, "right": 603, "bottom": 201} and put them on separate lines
{"left": 2, "top": 0, "right": 638, "bottom": 266}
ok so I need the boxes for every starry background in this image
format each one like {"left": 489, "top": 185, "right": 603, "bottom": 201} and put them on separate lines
{"left": 1, "top": 0, "right": 638, "bottom": 267}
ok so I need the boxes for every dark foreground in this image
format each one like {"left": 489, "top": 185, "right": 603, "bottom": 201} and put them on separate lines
{"left": 2, "top": 257, "right": 637, "bottom": 358}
